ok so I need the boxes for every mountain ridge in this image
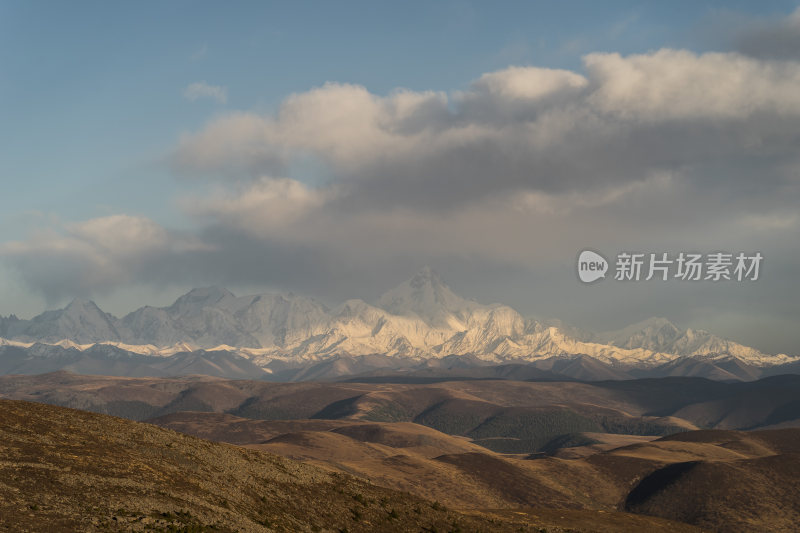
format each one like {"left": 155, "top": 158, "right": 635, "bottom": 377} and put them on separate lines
{"left": 0, "top": 268, "right": 795, "bottom": 370}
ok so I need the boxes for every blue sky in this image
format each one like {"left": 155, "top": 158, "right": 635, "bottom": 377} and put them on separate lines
{"left": 2, "top": 1, "right": 800, "bottom": 353}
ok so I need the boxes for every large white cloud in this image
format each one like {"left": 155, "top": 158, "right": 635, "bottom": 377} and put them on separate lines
{"left": 584, "top": 49, "right": 800, "bottom": 119}
{"left": 172, "top": 48, "right": 800, "bottom": 212}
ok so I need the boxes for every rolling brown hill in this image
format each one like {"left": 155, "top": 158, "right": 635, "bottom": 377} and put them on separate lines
{"left": 0, "top": 398, "right": 706, "bottom": 533}
{"left": 622, "top": 430, "right": 800, "bottom": 532}
{"left": 2, "top": 373, "right": 799, "bottom": 531}
{"left": 4, "top": 373, "right": 798, "bottom": 435}
{"left": 149, "top": 411, "right": 609, "bottom": 510}
{"left": 149, "top": 410, "right": 800, "bottom": 532}
{"left": 4, "top": 372, "right": 799, "bottom": 461}
{"left": 0, "top": 399, "right": 554, "bottom": 532}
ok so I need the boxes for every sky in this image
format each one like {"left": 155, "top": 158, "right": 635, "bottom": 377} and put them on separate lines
{"left": 1, "top": 1, "right": 800, "bottom": 354}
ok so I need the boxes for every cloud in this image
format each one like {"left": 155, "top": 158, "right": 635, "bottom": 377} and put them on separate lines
{"left": 584, "top": 49, "right": 800, "bottom": 119}
{"left": 732, "top": 7, "right": 800, "bottom": 60}
{"left": 0, "top": 215, "right": 210, "bottom": 302}
{"left": 511, "top": 171, "right": 677, "bottom": 215}
{"left": 183, "top": 81, "right": 227, "bottom": 104}
{"left": 173, "top": 112, "right": 286, "bottom": 178}
{"left": 172, "top": 48, "right": 800, "bottom": 213}
{"left": 738, "top": 211, "right": 800, "bottom": 232}
{"left": 183, "top": 177, "right": 335, "bottom": 236}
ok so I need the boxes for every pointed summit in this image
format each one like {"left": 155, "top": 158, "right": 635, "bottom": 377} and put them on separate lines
{"left": 377, "top": 267, "right": 476, "bottom": 326}
{"left": 58, "top": 298, "right": 116, "bottom": 324}
{"left": 64, "top": 297, "right": 102, "bottom": 313}
{"left": 597, "top": 316, "right": 683, "bottom": 351}
{"left": 409, "top": 266, "right": 441, "bottom": 285}
{"left": 23, "top": 297, "right": 121, "bottom": 344}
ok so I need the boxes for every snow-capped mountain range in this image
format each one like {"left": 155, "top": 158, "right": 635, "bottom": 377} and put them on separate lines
{"left": 0, "top": 267, "right": 795, "bottom": 368}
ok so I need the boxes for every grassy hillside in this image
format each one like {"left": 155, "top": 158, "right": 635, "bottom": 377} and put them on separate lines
{"left": 0, "top": 399, "right": 550, "bottom": 532}
{"left": 624, "top": 431, "right": 800, "bottom": 532}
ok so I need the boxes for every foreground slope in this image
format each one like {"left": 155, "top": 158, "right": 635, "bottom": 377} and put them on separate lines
{"left": 0, "top": 399, "right": 709, "bottom": 533}
{"left": 0, "top": 399, "right": 554, "bottom": 532}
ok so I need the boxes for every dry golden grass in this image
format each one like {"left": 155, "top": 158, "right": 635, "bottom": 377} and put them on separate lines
{"left": 153, "top": 411, "right": 800, "bottom": 532}
{"left": 3, "top": 373, "right": 799, "bottom": 531}
{"left": 0, "top": 399, "right": 563, "bottom": 532}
